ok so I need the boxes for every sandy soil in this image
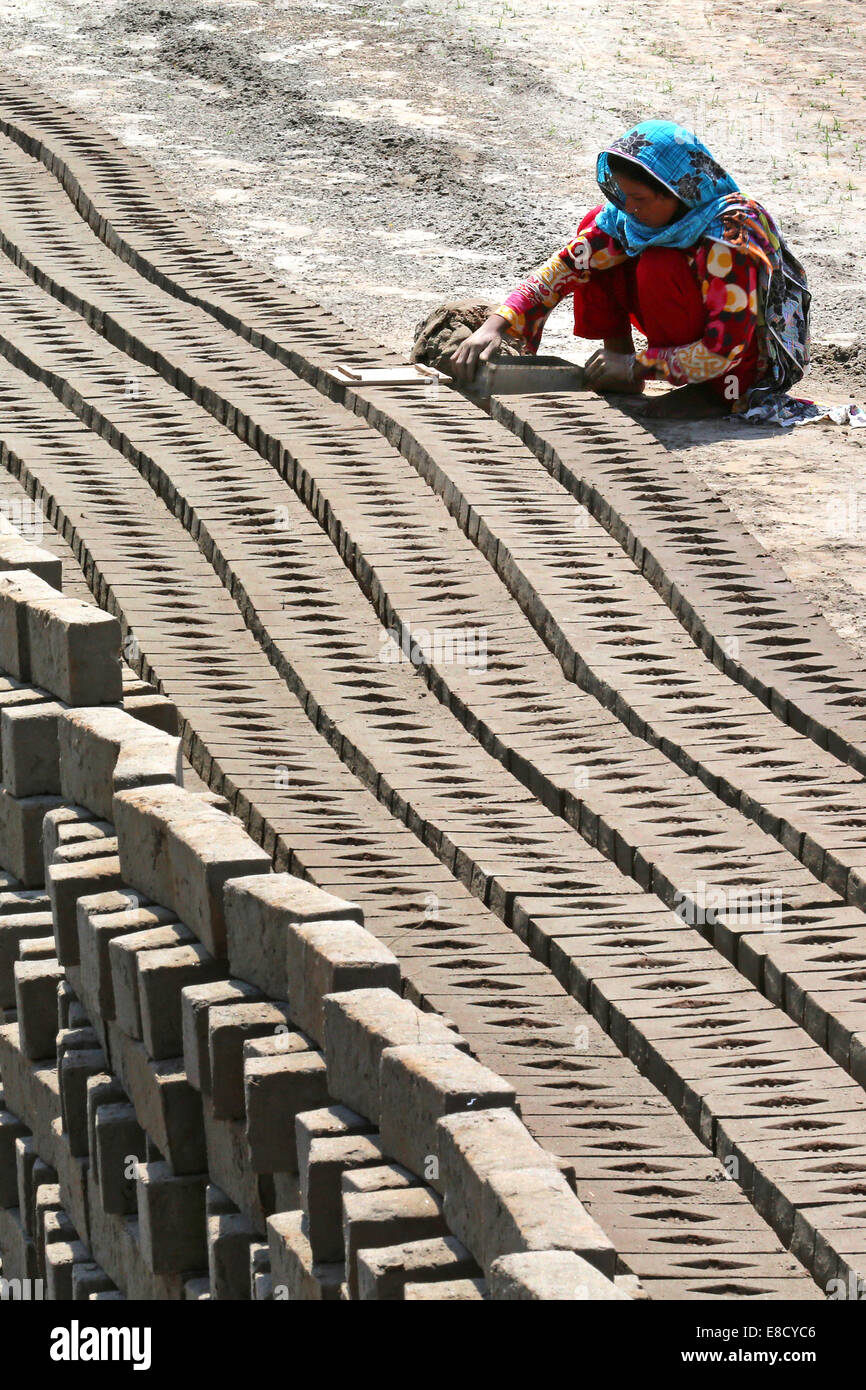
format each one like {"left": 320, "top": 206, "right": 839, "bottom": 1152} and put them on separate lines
{"left": 1, "top": 0, "right": 866, "bottom": 652}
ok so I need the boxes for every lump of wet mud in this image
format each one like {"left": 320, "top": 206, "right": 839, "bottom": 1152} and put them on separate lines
{"left": 411, "top": 300, "right": 522, "bottom": 371}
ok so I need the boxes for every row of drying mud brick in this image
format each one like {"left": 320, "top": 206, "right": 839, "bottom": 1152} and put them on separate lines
{"left": 0, "top": 555, "right": 629, "bottom": 1301}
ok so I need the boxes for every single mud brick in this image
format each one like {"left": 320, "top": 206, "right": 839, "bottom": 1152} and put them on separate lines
{"left": 0, "top": 534, "right": 62, "bottom": 589}
{"left": 48, "top": 856, "right": 125, "bottom": 966}
{"left": 436, "top": 1109, "right": 561, "bottom": 1260}
{"left": 113, "top": 785, "right": 271, "bottom": 956}
{"left": 14, "top": 956, "right": 64, "bottom": 1060}
{"left": 341, "top": 1163, "right": 418, "bottom": 1198}
{"left": 85, "top": 1073, "right": 125, "bottom": 1175}
{"left": 322, "top": 989, "right": 465, "bottom": 1124}
{"left": 489, "top": 1250, "right": 629, "bottom": 1301}
{"left": 138, "top": 944, "right": 227, "bottom": 1062}
{"left": 0, "top": 693, "right": 50, "bottom": 764}
{"left": 0, "top": 911, "right": 55, "bottom": 1008}
{"left": 165, "top": 800, "right": 271, "bottom": 961}
{"left": 356, "top": 1235, "right": 479, "bottom": 1301}
{"left": 109, "top": 923, "right": 195, "bottom": 1040}
{"left": 243, "top": 1029, "right": 313, "bottom": 1061}
{"left": 109, "top": 1024, "right": 206, "bottom": 1175}
{"left": 1, "top": 702, "right": 63, "bottom": 797}
{"left": 181, "top": 978, "right": 262, "bottom": 1093}
{"left": 343, "top": 1186, "right": 447, "bottom": 1300}
{"left": 168, "top": 816, "right": 272, "bottom": 959}
{"left": 207, "top": 1209, "right": 257, "bottom": 1301}
{"left": 482, "top": 1165, "right": 616, "bottom": 1276}
{"left": 59, "top": 707, "right": 182, "bottom": 820}
{"left": 26, "top": 589, "right": 122, "bottom": 707}
{"left": 285, "top": 919, "right": 400, "bottom": 1045}
{"left": 302, "top": 1133, "right": 387, "bottom": 1263}
{"left": 0, "top": 570, "right": 54, "bottom": 680}
{"left": 17, "top": 936, "right": 58, "bottom": 960}
{"left": 404, "top": 1277, "right": 487, "bottom": 1300}
{"left": 207, "top": 1000, "right": 294, "bottom": 1120}
{"left": 45, "top": 1238, "right": 90, "bottom": 1300}
{"left": 95, "top": 1102, "right": 147, "bottom": 1216}
{"left": 78, "top": 891, "right": 177, "bottom": 1031}
{"left": 267, "top": 1209, "right": 343, "bottom": 1302}
{"left": 379, "top": 1044, "right": 516, "bottom": 1182}
{"left": 244, "top": 1050, "right": 327, "bottom": 1174}
{"left": 0, "top": 790, "right": 64, "bottom": 887}
{"left": 136, "top": 1161, "right": 208, "bottom": 1274}
{"left": 110, "top": 783, "right": 195, "bottom": 919}
{"left": 0, "top": 1106, "right": 29, "bottom": 1206}
{"left": 50, "top": 848, "right": 123, "bottom": 932}
{"left": 122, "top": 691, "right": 179, "bottom": 737}
{"left": 71, "top": 1262, "right": 116, "bottom": 1300}
{"left": 224, "top": 873, "right": 363, "bottom": 1000}
{"left": 60, "top": 1047, "right": 106, "bottom": 1157}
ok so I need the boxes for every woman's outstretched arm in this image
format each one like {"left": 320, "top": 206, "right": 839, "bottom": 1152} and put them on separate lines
{"left": 452, "top": 215, "right": 626, "bottom": 380}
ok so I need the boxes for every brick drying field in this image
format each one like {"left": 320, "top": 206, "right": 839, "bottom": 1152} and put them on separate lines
{"left": 0, "top": 74, "right": 864, "bottom": 1303}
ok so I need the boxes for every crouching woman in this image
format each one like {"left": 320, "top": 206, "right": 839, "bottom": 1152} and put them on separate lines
{"left": 452, "top": 120, "right": 810, "bottom": 413}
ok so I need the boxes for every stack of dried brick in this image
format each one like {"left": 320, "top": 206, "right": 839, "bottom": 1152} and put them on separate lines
{"left": 0, "top": 549, "right": 629, "bottom": 1302}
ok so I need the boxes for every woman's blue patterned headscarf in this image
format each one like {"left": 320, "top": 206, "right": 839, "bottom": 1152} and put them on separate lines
{"left": 596, "top": 120, "right": 740, "bottom": 256}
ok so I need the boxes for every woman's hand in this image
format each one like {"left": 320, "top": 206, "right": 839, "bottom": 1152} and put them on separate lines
{"left": 585, "top": 348, "right": 646, "bottom": 394}
{"left": 450, "top": 314, "right": 508, "bottom": 382}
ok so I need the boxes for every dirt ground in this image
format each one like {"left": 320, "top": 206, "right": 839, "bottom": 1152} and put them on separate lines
{"left": 2, "top": 0, "right": 866, "bottom": 653}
